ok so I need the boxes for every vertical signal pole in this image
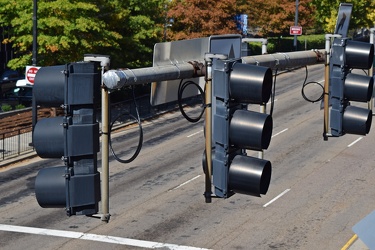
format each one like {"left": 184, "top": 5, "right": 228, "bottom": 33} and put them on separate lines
{"left": 31, "top": 0, "right": 38, "bottom": 143}
{"left": 323, "top": 35, "right": 331, "bottom": 140}
{"left": 101, "top": 70, "right": 110, "bottom": 222}
{"left": 204, "top": 56, "right": 212, "bottom": 203}
{"left": 84, "top": 54, "right": 111, "bottom": 222}
{"left": 369, "top": 28, "right": 375, "bottom": 111}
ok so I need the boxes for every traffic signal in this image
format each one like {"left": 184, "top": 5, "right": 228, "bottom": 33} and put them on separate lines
{"left": 211, "top": 59, "right": 273, "bottom": 198}
{"left": 33, "top": 62, "right": 101, "bottom": 216}
{"left": 330, "top": 38, "right": 374, "bottom": 136}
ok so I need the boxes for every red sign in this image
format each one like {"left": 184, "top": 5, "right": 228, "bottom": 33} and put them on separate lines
{"left": 26, "top": 67, "right": 39, "bottom": 85}
{"left": 290, "top": 26, "right": 303, "bottom": 35}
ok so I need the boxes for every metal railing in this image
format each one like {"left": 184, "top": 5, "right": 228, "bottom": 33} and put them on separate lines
{"left": 0, "top": 129, "right": 33, "bottom": 160}
{"left": 0, "top": 94, "right": 199, "bottom": 162}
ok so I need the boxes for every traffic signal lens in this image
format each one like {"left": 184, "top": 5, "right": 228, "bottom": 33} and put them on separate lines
{"left": 33, "top": 65, "right": 66, "bottom": 106}
{"left": 229, "top": 63, "right": 273, "bottom": 104}
{"left": 345, "top": 40, "right": 374, "bottom": 69}
{"left": 343, "top": 106, "right": 372, "bottom": 135}
{"left": 344, "top": 73, "right": 374, "bottom": 102}
{"left": 229, "top": 155, "right": 272, "bottom": 197}
{"left": 33, "top": 117, "right": 64, "bottom": 158}
{"left": 35, "top": 166, "right": 66, "bottom": 208}
{"left": 230, "top": 109, "right": 273, "bottom": 150}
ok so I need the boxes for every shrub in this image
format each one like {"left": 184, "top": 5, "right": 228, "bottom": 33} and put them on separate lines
{"left": 1, "top": 104, "right": 12, "bottom": 112}
{"left": 245, "top": 34, "right": 325, "bottom": 55}
{"left": 15, "top": 104, "right": 26, "bottom": 110}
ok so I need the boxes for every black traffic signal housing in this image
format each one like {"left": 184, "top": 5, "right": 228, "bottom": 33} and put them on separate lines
{"left": 330, "top": 38, "right": 374, "bottom": 136}
{"left": 33, "top": 62, "right": 101, "bottom": 216}
{"left": 211, "top": 59, "right": 273, "bottom": 198}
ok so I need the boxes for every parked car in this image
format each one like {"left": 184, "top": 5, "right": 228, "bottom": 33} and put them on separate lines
{"left": 0, "top": 69, "right": 25, "bottom": 96}
{"left": 1, "top": 83, "right": 32, "bottom": 108}
{"left": 0, "top": 70, "right": 23, "bottom": 83}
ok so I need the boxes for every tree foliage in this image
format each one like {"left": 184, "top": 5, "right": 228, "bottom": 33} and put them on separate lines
{"left": 1, "top": 0, "right": 374, "bottom": 71}
{"left": 245, "top": 0, "right": 316, "bottom": 35}
{"left": 312, "top": 0, "right": 375, "bottom": 33}
{"left": 167, "top": 0, "right": 240, "bottom": 40}
{"left": 167, "top": 0, "right": 316, "bottom": 39}
{"left": 0, "top": 0, "right": 165, "bottom": 69}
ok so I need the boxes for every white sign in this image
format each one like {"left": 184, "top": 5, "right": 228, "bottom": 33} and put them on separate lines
{"left": 334, "top": 3, "right": 352, "bottom": 37}
{"left": 209, "top": 34, "right": 242, "bottom": 59}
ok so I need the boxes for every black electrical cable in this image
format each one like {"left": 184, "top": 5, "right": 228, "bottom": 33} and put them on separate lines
{"left": 269, "top": 69, "right": 278, "bottom": 116}
{"left": 109, "top": 86, "right": 143, "bottom": 163}
{"left": 177, "top": 79, "right": 206, "bottom": 123}
{"left": 301, "top": 66, "right": 324, "bottom": 103}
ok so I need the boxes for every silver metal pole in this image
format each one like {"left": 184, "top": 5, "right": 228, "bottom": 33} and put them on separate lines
{"left": 242, "top": 50, "right": 324, "bottom": 68}
{"left": 242, "top": 38, "right": 268, "bottom": 55}
{"left": 103, "top": 62, "right": 204, "bottom": 89}
{"left": 103, "top": 50, "right": 324, "bottom": 90}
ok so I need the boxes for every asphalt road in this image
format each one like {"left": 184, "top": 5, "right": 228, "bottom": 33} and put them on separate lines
{"left": 1, "top": 64, "right": 375, "bottom": 249}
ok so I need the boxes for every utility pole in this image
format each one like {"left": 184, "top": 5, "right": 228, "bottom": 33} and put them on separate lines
{"left": 294, "top": 0, "right": 299, "bottom": 51}
{"left": 32, "top": 0, "right": 37, "bottom": 66}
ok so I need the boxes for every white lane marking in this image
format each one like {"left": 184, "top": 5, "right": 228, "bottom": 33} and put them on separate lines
{"left": 187, "top": 130, "right": 203, "bottom": 138}
{"left": 272, "top": 128, "right": 288, "bottom": 138}
{"left": 263, "top": 189, "right": 291, "bottom": 208}
{"left": 267, "top": 99, "right": 278, "bottom": 105}
{"left": 0, "top": 224, "right": 210, "bottom": 250}
{"left": 170, "top": 175, "right": 201, "bottom": 191}
{"left": 348, "top": 137, "right": 363, "bottom": 147}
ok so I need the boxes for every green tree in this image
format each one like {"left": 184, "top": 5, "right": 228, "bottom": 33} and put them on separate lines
{"left": 167, "top": 0, "right": 316, "bottom": 39}
{"left": 312, "top": 0, "right": 375, "bottom": 33}
{"left": 0, "top": 0, "right": 166, "bottom": 70}
{"left": 241, "top": 0, "right": 315, "bottom": 36}
{"left": 114, "top": 0, "right": 166, "bottom": 68}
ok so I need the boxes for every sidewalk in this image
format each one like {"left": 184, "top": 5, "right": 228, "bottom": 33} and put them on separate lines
{"left": 0, "top": 150, "right": 37, "bottom": 169}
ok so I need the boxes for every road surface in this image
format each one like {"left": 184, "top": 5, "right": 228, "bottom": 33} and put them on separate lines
{"left": 1, "top": 64, "right": 374, "bottom": 249}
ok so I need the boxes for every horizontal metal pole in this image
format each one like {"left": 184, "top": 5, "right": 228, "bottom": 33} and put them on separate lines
{"left": 103, "top": 62, "right": 204, "bottom": 89}
{"left": 242, "top": 49, "right": 325, "bottom": 68}
{"left": 103, "top": 50, "right": 325, "bottom": 89}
